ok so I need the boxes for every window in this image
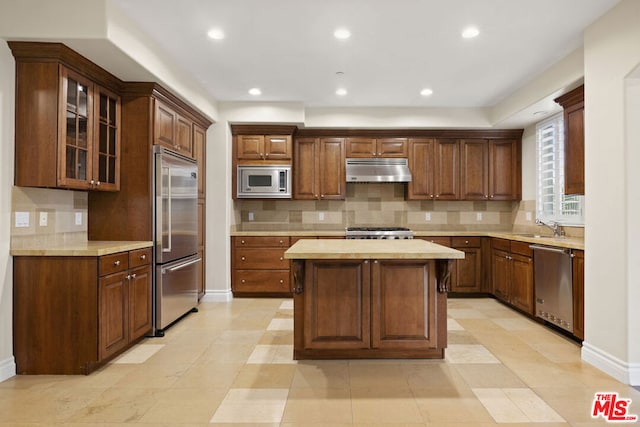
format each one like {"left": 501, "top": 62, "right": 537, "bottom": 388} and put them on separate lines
{"left": 536, "top": 113, "right": 584, "bottom": 225}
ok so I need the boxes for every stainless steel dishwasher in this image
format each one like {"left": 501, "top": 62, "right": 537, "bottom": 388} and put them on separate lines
{"left": 531, "top": 245, "right": 574, "bottom": 333}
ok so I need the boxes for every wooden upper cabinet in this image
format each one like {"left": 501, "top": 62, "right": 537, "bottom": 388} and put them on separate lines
{"left": 407, "top": 138, "right": 458, "bottom": 200}
{"left": 460, "top": 138, "right": 520, "bottom": 201}
{"left": 489, "top": 139, "right": 520, "bottom": 200}
{"left": 154, "top": 99, "right": 194, "bottom": 157}
{"left": 294, "top": 137, "right": 345, "bottom": 200}
{"left": 194, "top": 124, "right": 206, "bottom": 198}
{"left": 93, "top": 84, "right": 121, "bottom": 191}
{"left": 434, "top": 139, "right": 460, "bottom": 200}
{"left": 555, "top": 85, "right": 584, "bottom": 195}
{"left": 346, "top": 137, "right": 407, "bottom": 158}
{"left": 10, "top": 42, "right": 122, "bottom": 191}
{"left": 460, "top": 139, "right": 489, "bottom": 200}
{"left": 407, "top": 138, "right": 435, "bottom": 199}
{"left": 237, "top": 135, "right": 292, "bottom": 161}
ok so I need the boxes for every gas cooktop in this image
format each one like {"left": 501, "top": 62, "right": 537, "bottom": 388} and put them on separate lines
{"left": 345, "top": 227, "right": 414, "bottom": 239}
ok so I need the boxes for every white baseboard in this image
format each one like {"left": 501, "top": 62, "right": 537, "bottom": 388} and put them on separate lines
{"left": 0, "top": 356, "right": 16, "bottom": 383}
{"left": 201, "top": 290, "right": 233, "bottom": 302}
{"left": 582, "top": 342, "right": 640, "bottom": 386}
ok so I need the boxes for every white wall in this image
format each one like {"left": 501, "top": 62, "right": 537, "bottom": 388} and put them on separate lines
{"left": 0, "top": 42, "right": 15, "bottom": 381}
{"left": 582, "top": 0, "right": 640, "bottom": 385}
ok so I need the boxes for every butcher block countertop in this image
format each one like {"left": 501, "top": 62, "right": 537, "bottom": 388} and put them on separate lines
{"left": 10, "top": 241, "right": 153, "bottom": 257}
{"left": 284, "top": 239, "right": 465, "bottom": 260}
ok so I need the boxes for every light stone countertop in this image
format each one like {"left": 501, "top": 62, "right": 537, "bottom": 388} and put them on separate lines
{"left": 10, "top": 241, "right": 153, "bottom": 257}
{"left": 230, "top": 227, "right": 584, "bottom": 250}
{"left": 284, "top": 239, "right": 465, "bottom": 260}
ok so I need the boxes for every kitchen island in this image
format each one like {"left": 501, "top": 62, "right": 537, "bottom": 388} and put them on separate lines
{"left": 284, "top": 239, "right": 464, "bottom": 360}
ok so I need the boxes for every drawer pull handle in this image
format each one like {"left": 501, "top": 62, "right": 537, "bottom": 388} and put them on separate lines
{"left": 279, "top": 240, "right": 283, "bottom": 244}
{"left": 279, "top": 257, "right": 284, "bottom": 261}
{"left": 114, "top": 260, "right": 120, "bottom": 266}
{"left": 241, "top": 240, "right": 245, "bottom": 245}
{"left": 465, "top": 240, "right": 469, "bottom": 244}
{"left": 241, "top": 256, "right": 246, "bottom": 261}
{"left": 241, "top": 279, "right": 246, "bottom": 283}
{"left": 280, "top": 279, "right": 284, "bottom": 284}
{"left": 140, "top": 254, "right": 146, "bottom": 260}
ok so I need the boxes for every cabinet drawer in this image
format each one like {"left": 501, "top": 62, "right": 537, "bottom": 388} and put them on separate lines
{"left": 235, "top": 236, "right": 290, "bottom": 248}
{"left": 451, "top": 237, "right": 481, "bottom": 247}
{"left": 510, "top": 241, "right": 533, "bottom": 257}
{"left": 419, "top": 237, "right": 451, "bottom": 247}
{"left": 234, "top": 270, "right": 290, "bottom": 293}
{"left": 129, "top": 248, "right": 152, "bottom": 268}
{"left": 100, "top": 252, "right": 129, "bottom": 276}
{"left": 492, "top": 238, "right": 511, "bottom": 252}
{"left": 234, "top": 248, "right": 289, "bottom": 269}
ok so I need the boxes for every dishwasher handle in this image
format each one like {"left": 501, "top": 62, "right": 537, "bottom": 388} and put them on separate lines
{"left": 529, "top": 244, "right": 571, "bottom": 255}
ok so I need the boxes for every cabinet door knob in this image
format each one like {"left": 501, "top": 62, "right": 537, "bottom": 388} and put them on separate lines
{"left": 364, "top": 260, "right": 369, "bottom": 264}
{"left": 241, "top": 256, "right": 246, "bottom": 261}
{"left": 114, "top": 260, "right": 120, "bottom": 266}
{"left": 429, "top": 194, "right": 433, "bottom": 198}
{"left": 465, "top": 240, "right": 469, "bottom": 245}
{"left": 435, "top": 194, "right": 440, "bottom": 198}
{"left": 280, "top": 279, "right": 284, "bottom": 284}
{"left": 373, "top": 260, "right": 378, "bottom": 264}
{"left": 131, "top": 273, "right": 136, "bottom": 279}
{"left": 241, "top": 279, "right": 246, "bottom": 283}
{"left": 241, "top": 240, "right": 245, "bottom": 245}
{"left": 140, "top": 254, "right": 146, "bottom": 260}
{"left": 96, "top": 181, "right": 101, "bottom": 186}
{"left": 279, "top": 240, "right": 284, "bottom": 244}
{"left": 279, "top": 257, "right": 284, "bottom": 261}
{"left": 126, "top": 274, "right": 131, "bottom": 280}
{"left": 265, "top": 153, "right": 269, "bottom": 157}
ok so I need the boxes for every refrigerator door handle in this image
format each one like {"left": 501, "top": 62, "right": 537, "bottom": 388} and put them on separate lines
{"left": 162, "top": 257, "right": 201, "bottom": 274}
{"left": 162, "top": 166, "right": 172, "bottom": 253}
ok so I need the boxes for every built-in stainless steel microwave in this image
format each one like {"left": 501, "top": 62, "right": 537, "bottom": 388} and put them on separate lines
{"left": 237, "top": 165, "right": 291, "bottom": 198}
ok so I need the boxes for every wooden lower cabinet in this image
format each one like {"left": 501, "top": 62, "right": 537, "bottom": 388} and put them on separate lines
{"left": 417, "top": 236, "right": 483, "bottom": 294}
{"left": 572, "top": 249, "right": 585, "bottom": 340}
{"left": 491, "top": 239, "right": 534, "bottom": 315}
{"left": 295, "top": 258, "right": 446, "bottom": 359}
{"left": 451, "top": 237, "right": 482, "bottom": 293}
{"left": 14, "top": 247, "right": 152, "bottom": 374}
{"left": 231, "top": 236, "right": 291, "bottom": 296}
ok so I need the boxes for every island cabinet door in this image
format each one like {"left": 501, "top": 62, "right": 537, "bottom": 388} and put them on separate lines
{"left": 371, "top": 260, "right": 437, "bottom": 349}
{"left": 303, "top": 260, "right": 370, "bottom": 349}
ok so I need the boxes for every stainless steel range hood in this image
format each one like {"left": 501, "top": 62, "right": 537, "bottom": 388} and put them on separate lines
{"left": 345, "top": 158, "right": 412, "bottom": 183}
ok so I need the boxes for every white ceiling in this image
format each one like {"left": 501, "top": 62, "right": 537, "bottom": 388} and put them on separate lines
{"left": 111, "top": 0, "right": 618, "bottom": 109}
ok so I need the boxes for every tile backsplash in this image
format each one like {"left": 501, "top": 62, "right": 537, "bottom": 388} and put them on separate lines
{"left": 11, "top": 187, "right": 87, "bottom": 248}
{"left": 234, "top": 183, "right": 519, "bottom": 231}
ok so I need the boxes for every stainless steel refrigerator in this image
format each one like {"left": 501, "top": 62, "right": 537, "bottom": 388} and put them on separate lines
{"left": 152, "top": 146, "right": 200, "bottom": 336}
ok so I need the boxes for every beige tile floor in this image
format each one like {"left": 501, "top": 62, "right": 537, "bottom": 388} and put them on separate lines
{"left": 1, "top": 297, "right": 638, "bottom": 426}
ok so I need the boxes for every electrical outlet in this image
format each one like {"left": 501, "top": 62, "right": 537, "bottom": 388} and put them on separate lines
{"left": 424, "top": 212, "right": 431, "bottom": 221}
{"left": 248, "top": 212, "right": 254, "bottom": 221}
{"left": 319, "top": 212, "right": 325, "bottom": 221}
{"left": 15, "top": 212, "right": 29, "bottom": 228}
{"left": 39, "top": 211, "right": 48, "bottom": 227}
{"left": 476, "top": 212, "right": 483, "bottom": 221}
{"left": 75, "top": 212, "right": 82, "bottom": 226}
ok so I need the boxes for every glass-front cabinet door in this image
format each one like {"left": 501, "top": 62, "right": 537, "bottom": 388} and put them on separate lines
{"left": 94, "top": 85, "right": 121, "bottom": 191}
{"left": 59, "top": 66, "right": 94, "bottom": 189}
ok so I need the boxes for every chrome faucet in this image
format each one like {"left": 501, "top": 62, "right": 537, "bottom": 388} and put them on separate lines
{"left": 536, "top": 219, "right": 565, "bottom": 238}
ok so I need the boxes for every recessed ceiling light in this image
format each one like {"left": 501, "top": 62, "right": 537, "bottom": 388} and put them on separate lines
{"left": 336, "top": 88, "right": 348, "bottom": 96}
{"left": 462, "top": 26, "right": 480, "bottom": 39}
{"left": 420, "top": 88, "right": 434, "bottom": 97}
{"left": 207, "top": 28, "right": 225, "bottom": 40}
{"left": 248, "top": 88, "right": 262, "bottom": 96}
{"left": 533, "top": 110, "right": 548, "bottom": 116}
{"left": 334, "top": 28, "right": 351, "bottom": 40}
